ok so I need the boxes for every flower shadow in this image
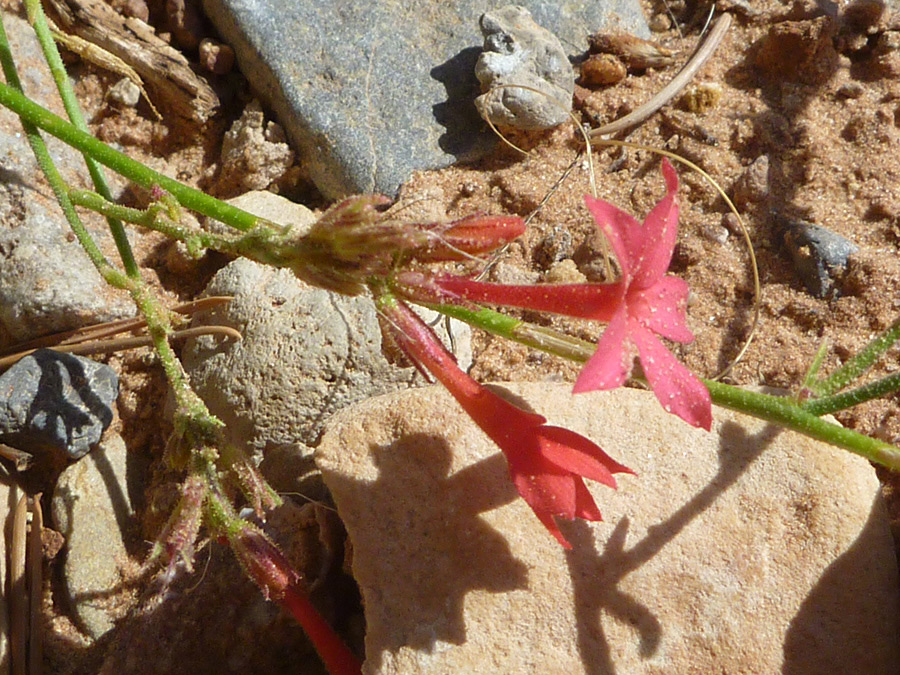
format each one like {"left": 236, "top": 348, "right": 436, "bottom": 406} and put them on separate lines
{"left": 564, "top": 420, "right": 783, "bottom": 672}
{"left": 324, "top": 432, "right": 529, "bottom": 671}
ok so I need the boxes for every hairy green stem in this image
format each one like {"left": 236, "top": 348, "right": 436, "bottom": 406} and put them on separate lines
{"left": 429, "top": 302, "right": 900, "bottom": 471}
{"left": 705, "top": 380, "right": 900, "bottom": 470}
{"left": 0, "top": 13, "right": 127, "bottom": 289}
{"left": 803, "top": 371, "right": 900, "bottom": 417}
{"left": 810, "top": 317, "right": 900, "bottom": 398}
{"left": 0, "top": 80, "right": 262, "bottom": 231}
{"left": 68, "top": 188, "right": 293, "bottom": 265}
{"left": 24, "top": 0, "right": 139, "bottom": 277}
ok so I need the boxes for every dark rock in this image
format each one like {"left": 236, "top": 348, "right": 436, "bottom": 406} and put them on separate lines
{"left": 0, "top": 350, "right": 118, "bottom": 460}
{"left": 782, "top": 219, "right": 859, "bottom": 298}
{"left": 200, "top": 0, "right": 648, "bottom": 198}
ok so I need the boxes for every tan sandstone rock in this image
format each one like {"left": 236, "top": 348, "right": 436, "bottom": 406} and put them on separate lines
{"left": 316, "top": 383, "right": 900, "bottom": 674}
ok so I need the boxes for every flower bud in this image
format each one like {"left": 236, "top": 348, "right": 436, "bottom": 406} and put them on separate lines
{"left": 230, "top": 526, "right": 300, "bottom": 601}
{"left": 406, "top": 214, "right": 525, "bottom": 262}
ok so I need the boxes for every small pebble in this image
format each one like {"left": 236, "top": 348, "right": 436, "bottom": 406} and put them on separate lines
{"left": 107, "top": 77, "right": 141, "bottom": 108}
{"left": 199, "top": 38, "right": 235, "bottom": 75}
{"left": 722, "top": 213, "right": 744, "bottom": 236}
{"left": 123, "top": 0, "right": 149, "bottom": 22}
{"left": 579, "top": 53, "right": 627, "bottom": 86}
{"left": 733, "top": 155, "right": 770, "bottom": 208}
{"left": 648, "top": 13, "right": 672, "bottom": 33}
{"left": 700, "top": 222, "right": 730, "bottom": 245}
{"left": 836, "top": 81, "right": 865, "bottom": 98}
{"left": 844, "top": 0, "right": 888, "bottom": 33}
{"left": 545, "top": 259, "right": 586, "bottom": 283}
{"left": 782, "top": 219, "right": 859, "bottom": 298}
{"left": 0, "top": 350, "right": 118, "bottom": 461}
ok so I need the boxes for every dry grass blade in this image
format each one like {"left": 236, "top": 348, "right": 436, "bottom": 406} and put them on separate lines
{"left": 0, "top": 446, "right": 32, "bottom": 472}
{"left": 0, "top": 297, "right": 239, "bottom": 371}
{"left": 589, "top": 13, "right": 732, "bottom": 137}
{"left": 9, "top": 493, "right": 26, "bottom": 675}
{"left": 26, "top": 496, "right": 42, "bottom": 675}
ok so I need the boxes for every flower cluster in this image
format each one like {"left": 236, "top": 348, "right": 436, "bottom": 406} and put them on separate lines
{"left": 315, "top": 160, "right": 711, "bottom": 546}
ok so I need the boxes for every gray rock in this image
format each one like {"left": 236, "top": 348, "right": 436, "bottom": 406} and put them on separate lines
{"left": 0, "top": 11, "right": 135, "bottom": 349}
{"left": 187, "top": 191, "right": 471, "bottom": 463}
{"left": 782, "top": 219, "right": 859, "bottom": 297}
{"left": 53, "top": 433, "right": 135, "bottom": 640}
{"left": 475, "top": 6, "right": 575, "bottom": 130}
{"left": 182, "top": 258, "right": 419, "bottom": 459}
{"left": 0, "top": 350, "right": 118, "bottom": 460}
{"left": 201, "top": 0, "right": 648, "bottom": 198}
{"left": 317, "top": 384, "right": 900, "bottom": 674}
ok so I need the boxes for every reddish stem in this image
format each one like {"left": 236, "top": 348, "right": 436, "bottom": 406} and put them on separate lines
{"left": 281, "top": 585, "right": 362, "bottom": 675}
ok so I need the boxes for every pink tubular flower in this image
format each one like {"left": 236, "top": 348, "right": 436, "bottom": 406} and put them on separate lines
{"left": 379, "top": 295, "right": 633, "bottom": 548}
{"left": 425, "top": 159, "right": 712, "bottom": 430}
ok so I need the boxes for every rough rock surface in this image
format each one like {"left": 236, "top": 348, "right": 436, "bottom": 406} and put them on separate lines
{"left": 52, "top": 433, "right": 136, "bottom": 640}
{"left": 0, "top": 350, "right": 118, "bottom": 460}
{"left": 474, "top": 6, "right": 575, "bottom": 129}
{"left": 0, "top": 12, "right": 134, "bottom": 350}
{"left": 188, "top": 191, "right": 471, "bottom": 464}
{"left": 316, "top": 384, "right": 900, "bottom": 674}
{"left": 200, "top": 0, "right": 648, "bottom": 198}
{"left": 213, "top": 99, "right": 296, "bottom": 197}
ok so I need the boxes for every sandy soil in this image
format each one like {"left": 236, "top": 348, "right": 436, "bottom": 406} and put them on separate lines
{"left": 15, "top": 0, "right": 900, "bottom": 671}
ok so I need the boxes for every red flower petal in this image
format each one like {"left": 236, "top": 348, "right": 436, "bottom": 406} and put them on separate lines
{"left": 584, "top": 193, "right": 641, "bottom": 280}
{"left": 631, "top": 323, "right": 712, "bottom": 430}
{"left": 573, "top": 307, "right": 632, "bottom": 393}
{"left": 432, "top": 276, "right": 624, "bottom": 322}
{"left": 539, "top": 425, "right": 632, "bottom": 487}
{"left": 631, "top": 276, "right": 694, "bottom": 343}
{"left": 630, "top": 158, "right": 680, "bottom": 289}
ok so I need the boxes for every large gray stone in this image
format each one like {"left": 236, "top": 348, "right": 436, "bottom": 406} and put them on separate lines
{"left": 316, "top": 384, "right": 900, "bottom": 674}
{"left": 201, "top": 0, "right": 648, "bottom": 198}
{"left": 182, "top": 257, "right": 418, "bottom": 458}
{"left": 0, "top": 11, "right": 135, "bottom": 349}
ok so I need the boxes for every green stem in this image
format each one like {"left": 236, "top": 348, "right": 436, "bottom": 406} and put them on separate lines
{"left": 429, "top": 302, "right": 900, "bottom": 471}
{"left": 0, "top": 13, "right": 127, "bottom": 289}
{"left": 24, "top": 0, "right": 139, "bottom": 278}
{"left": 704, "top": 380, "right": 900, "bottom": 469}
{"left": 803, "top": 371, "right": 900, "bottom": 417}
{"left": 68, "top": 188, "right": 296, "bottom": 266}
{"left": 811, "top": 316, "right": 900, "bottom": 397}
{"left": 69, "top": 189, "right": 228, "bottom": 256}
{"left": 0, "top": 80, "right": 262, "bottom": 232}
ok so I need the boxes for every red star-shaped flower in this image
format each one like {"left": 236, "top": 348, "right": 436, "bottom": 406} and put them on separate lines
{"left": 425, "top": 159, "right": 712, "bottom": 430}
